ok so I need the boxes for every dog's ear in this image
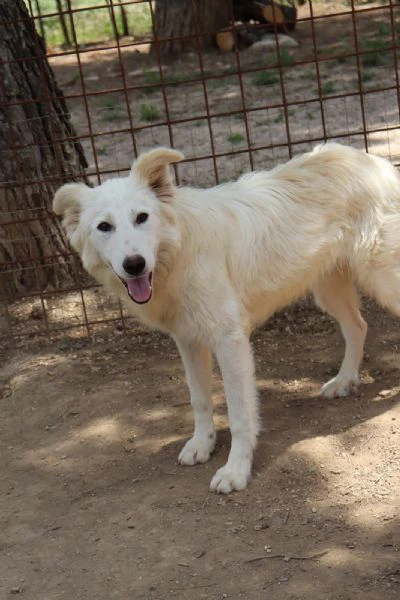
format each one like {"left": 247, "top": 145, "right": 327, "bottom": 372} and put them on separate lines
{"left": 53, "top": 182, "right": 88, "bottom": 239}
{"left": 131, "top": 148, "right": 184, "bottom": 201}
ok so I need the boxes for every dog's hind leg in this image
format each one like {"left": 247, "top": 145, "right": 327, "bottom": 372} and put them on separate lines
{"left": 359, "top": 216, "right": 400, "bottom": 318}
{"left": 175, "top": 340, "right": 216, "bottom": 465}
{"left": 210, "top": 332, "right": 259, "bottom": 494}
{"left": 313, "top": 269, "right": 368, "bottom": 399}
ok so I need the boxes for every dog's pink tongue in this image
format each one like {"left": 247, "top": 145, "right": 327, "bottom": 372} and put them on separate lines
{"left": 126, "top": 275, "right": 152, "bottom": 304}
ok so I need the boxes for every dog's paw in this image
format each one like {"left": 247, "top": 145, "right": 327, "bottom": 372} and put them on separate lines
{"left": 178, "top": 433, "right": 216, "bottom": 466}
{"left": 209, "top": 460, "right": 251, "bottom": 494}
{"left": 321, "top": 375, "right": 360, "bottom": 399}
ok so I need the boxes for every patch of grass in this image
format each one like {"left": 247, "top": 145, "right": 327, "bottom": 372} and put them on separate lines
{"left": 361, "top": 52, "right": 381, "bottom": 67}
{"left": 278, "top": 48, "right": 294, "bottom": 67}
{"left": 27, "top": 0, "right": 151, "bottom": 48}
{"left": 102, "top": 98, "right": 119, "bottom": 109}
{"left": 101, "top": 97, "right": 123, "bottom": 121}
{"left": 59, "top": 339, "right": 82, "bottom": 352}
{"left": 143, "top": 71, "right": 161, "bottom": 94}
{"left": 252, "top": 71, "right": 279, "bottom": 86}
{"left": 306, "top": 110, "right": 315, "bottom": 120}
{"left": 138, "top": 103, "right": 160, "bottom": 122}
{"left": 365, "top": 39, "right": 390, "bottom": 51}
{"left": 66, "top": 71, "right": 81, "bottom": 86}
{"left": 144, "top": 71, "right": 161, "bottom": 84}
{"left": 377, "top": 22, "right": 390, "bottom": 36}
{"left": 321, "top": 81, "right": 335, "bottom": 95}
{"left": 273, "top": 109, "right": 293, "bottom": 124}
{"left": 97, "top": 145, "right": 108, "bottom": 156}
{"left": 360, "top": 37, "right": 391, "bottom": 67}
{"left": 227, "top": 132, "right": 244, "bottom": 144}
{"left": 302, "top": 69, "right": 316, "bottom": 79}
{"left": 362, "top": 70, "right": 374, "bottom": 83}
{"left": 143, "top": 70, "right": 190, "bottom": 94}
{"left": 223, "top": 65, "right": 238, "bottom": 76}
{"left": 207, "top": 78, "right": 225, "bottom": 89}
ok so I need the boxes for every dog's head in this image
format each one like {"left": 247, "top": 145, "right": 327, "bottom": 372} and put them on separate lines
{"left": 53, "top": 148, "right": 184, "bottom": 305}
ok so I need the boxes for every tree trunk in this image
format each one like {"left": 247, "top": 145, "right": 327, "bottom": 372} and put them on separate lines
{"left": 0, "top": 0, "right": 87, "bottom": 301}
{"left": 117, "top": 0, "right": 130, "bottom": 37}
{"left": 55, "top": 0, "right": 72, "bottom": 48}
{"left": 152, "top": 0, "right": 232, "bottom": 55}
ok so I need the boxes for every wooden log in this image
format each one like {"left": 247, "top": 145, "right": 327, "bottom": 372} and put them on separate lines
{"left": 216, "top": 29, "right": 236, "bottom": 52}
{"left": 233, "top": 0, "right": 297, "bottom": 32}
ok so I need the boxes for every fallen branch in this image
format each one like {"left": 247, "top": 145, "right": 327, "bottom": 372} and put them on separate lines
{"left": 245, "top": 549, "right": 329, "bottom": 564}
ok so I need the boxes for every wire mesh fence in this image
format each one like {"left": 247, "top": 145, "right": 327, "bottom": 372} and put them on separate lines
{"left": 1, "top": 0, "right": 399, "bottom": 340}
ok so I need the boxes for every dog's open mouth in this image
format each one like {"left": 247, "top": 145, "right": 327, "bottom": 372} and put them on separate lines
{"left": 120, "top": 272, "right": 153, "bottom": 304}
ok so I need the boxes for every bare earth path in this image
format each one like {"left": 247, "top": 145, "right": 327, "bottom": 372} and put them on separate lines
{"left": 1, "top": 300, "right": 399, "bottom": 599}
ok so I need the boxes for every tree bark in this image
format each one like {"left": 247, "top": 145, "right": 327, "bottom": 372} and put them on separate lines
{"left": 0, "top": 0, "right": 87, "bottom": 301}
{"left": 152, "top": 0, "right": 232, "bottom": 55}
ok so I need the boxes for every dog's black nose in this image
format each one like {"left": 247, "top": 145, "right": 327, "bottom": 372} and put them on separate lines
{"left": 123, "top": 255, "right": 146, "bottom": 276}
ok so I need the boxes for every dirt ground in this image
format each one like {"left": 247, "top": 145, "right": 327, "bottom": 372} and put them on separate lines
{"left": 1, "top": 298, "right": 399, "bottom": 600}
{"left": 1, "top": 2, "right": 400, "bottom": 599}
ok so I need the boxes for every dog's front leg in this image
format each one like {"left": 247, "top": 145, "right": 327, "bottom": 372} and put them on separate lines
{"left": 210, "top": 333, "right": 259, "bottom": 493}
{"left": 175, "top": 339, "right": 216, "bottom": 465}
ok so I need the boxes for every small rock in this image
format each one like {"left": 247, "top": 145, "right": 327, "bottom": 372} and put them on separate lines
{"left": 249, "top": 34, "right": 298, "bottom": 51}
{"left": 30, "top": 306, "right": 43, "bottom": 320}
{"left": 254, "top": 518, "right": 269, "bottom": 531}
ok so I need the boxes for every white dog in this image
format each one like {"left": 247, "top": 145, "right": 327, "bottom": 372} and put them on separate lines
{"left": 53, "top": 143, "right": 400, "bottom": 493}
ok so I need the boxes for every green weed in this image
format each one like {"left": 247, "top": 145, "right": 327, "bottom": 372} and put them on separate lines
{"left": 360, "top": 38, "right": 390, "bottom": 67}
{"left": 59, "top": 339, "right": 82, "bottom": 352}
{"left": 377, "top": 22, "right": 390, "bottom": 36}
{"left": 67, "top": 71, "right": 81, "bottom": 86}
{"left": 207, "top": 78, "right": 225, "bottom": 89}
{"left": 143, "top": 71, "right": 190, "bottom": 94}
{"left": 321, "top": 81, "right": 335, "bottom": 95}
{"left": 252, "top": 71, "right": 279, "bottom": 86}
{"left": 227, "top": 132, "right": 244, "bottom": 144}
{"left": 101, "top": 97, "right": 123, "bottom": 121}
{"left": 362, "top": 70, "right": 373, "bottom": 82}
{"left": 278, "top": 48, "right": 294, "bottom": 67}
{"left": 361, "top": 51, "right": 381, "bottom": 67}
{"left": 139, "top": 103, "right": 160, "bottom": 122}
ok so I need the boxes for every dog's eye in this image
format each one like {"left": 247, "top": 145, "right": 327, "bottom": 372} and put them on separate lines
{"left": 136, "top": 212, "right": 149, "bottom": 225}
{"left": 97, "top": 221, "right": 113, "bottom": 232}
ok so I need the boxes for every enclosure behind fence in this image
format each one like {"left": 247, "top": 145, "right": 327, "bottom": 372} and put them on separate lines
{"left": 1, "top": 0, "right": 399, "bottom": 339}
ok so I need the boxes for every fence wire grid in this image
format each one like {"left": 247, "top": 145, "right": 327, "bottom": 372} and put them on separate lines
{"left": 1, "top": 0, "right": 400, "bottom": 340}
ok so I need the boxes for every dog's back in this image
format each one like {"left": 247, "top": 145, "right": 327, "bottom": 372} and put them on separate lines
{"left": 172, "top": 143, "right": 400, "bottom": 325}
